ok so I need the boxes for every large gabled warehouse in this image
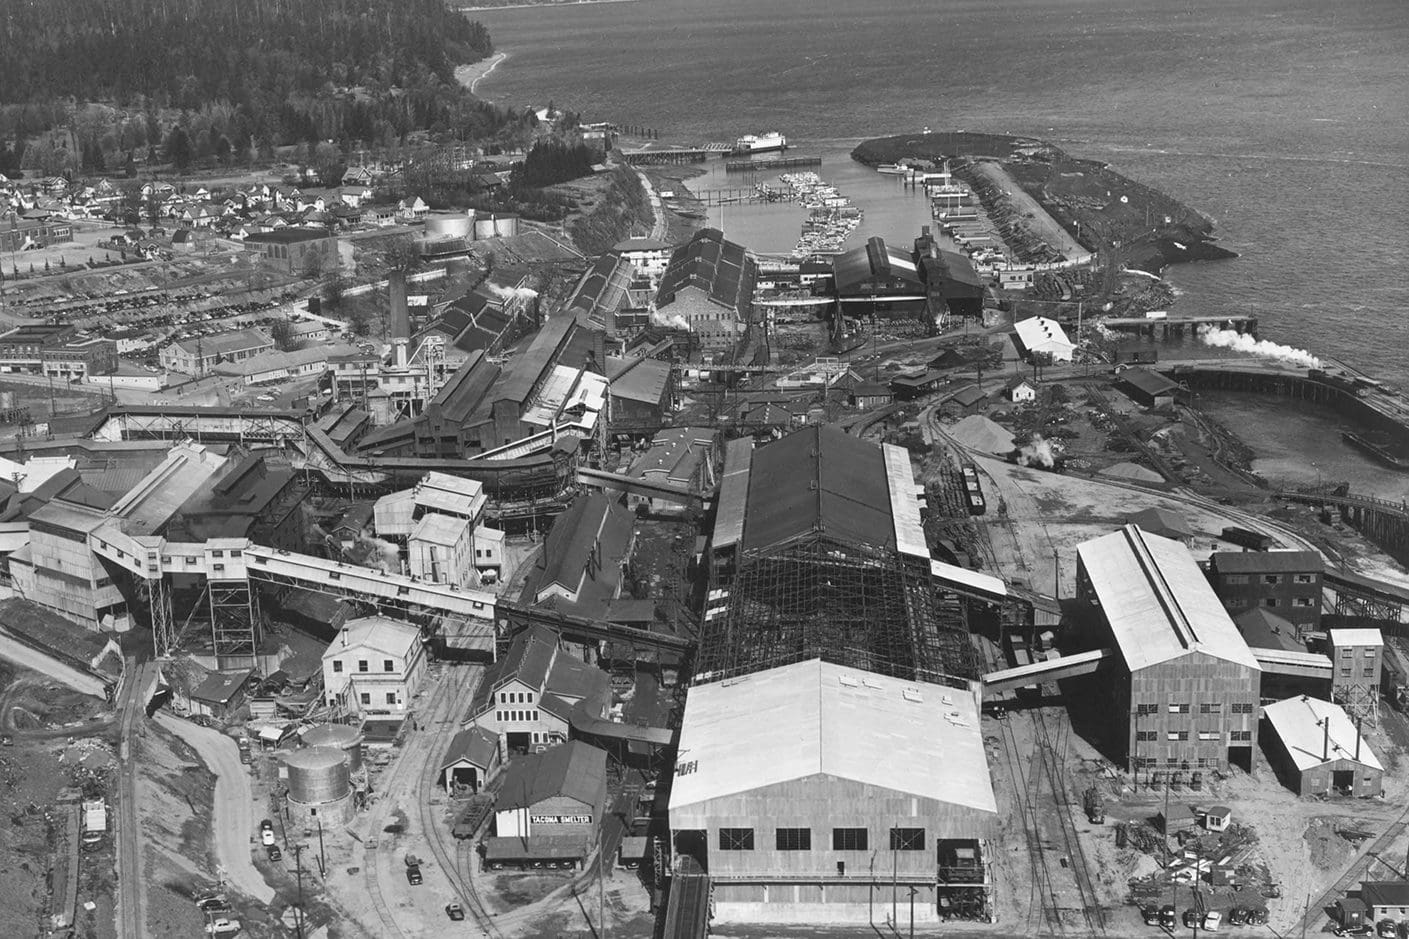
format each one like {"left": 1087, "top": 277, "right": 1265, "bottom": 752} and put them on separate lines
{"left": 1076, "top": 524, "right": 1262, "bottom": 774}
{"left": 668, "top": 658, "right": 997, "bottom": 925}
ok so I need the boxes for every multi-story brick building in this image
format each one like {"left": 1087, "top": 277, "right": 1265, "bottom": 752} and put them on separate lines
{"left": 1207, "top": 550, "right": 1324, "bottom": 633}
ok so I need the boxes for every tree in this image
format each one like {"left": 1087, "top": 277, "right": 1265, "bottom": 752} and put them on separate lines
{"left": 164, "top": 126, "right": 192, "bottom": 170}
{"left": 383, "top": 235, "right": 420, "bottom": 275}
{"left": 268, "top": 319, "right": 304, "bottom": 351}
{"left": 311, "top": 142, "right": 346, "bottom": 188}
{"left": 118, "top": 181, "right": 144, "bottom": 224}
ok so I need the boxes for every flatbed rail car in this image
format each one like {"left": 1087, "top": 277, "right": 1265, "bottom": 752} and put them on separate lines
{"left": 961, "top": 464, "right": 987, "bottom": 516}
{"left": 1220, "top": 526, "right": 1272, "bottom": 551}
{"left": 451, "top": 794, "right": 495, "bottom": 840}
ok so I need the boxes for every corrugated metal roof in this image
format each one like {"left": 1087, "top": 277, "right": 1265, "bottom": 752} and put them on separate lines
{"left": 1012, "top": 316, "right": 1073, "bottom": 359}
{"left": 655, "top": 228, "right": 755, "bottom": 320}
{"left": 333, "top": 615, "right": 422, "bottom": 660}
{"left": 712, "top": 437, "right": 752, "bottom": 553}
{"left": 1118, "top": 367, "right": 1181, "bottom": 397}
{"left": 606, "top": 355, "right": 671, "bottom": 406}
{"left": 1077, "top": 524, "right": 1260, "bottom": 672}
{"left": 1127, "top": 507, "right": 1194, "bottom": 539}
{"left": 669, "top": 658, "right": 997, "bottom": 815}
{"left": 1330, "top": 628, "right": 1385, "bottom": 648}
{"left": 1210, "top": 550, "right": 1322, "bottom": 574}
{"left": 931, "top": 558, "right": 1007, "bottom": 600}
{"left": 441, "top": 727, "right": 499, "bottom": 771}
{"left": 883, "top": 444, "right": 928, "bottom": 559}
{"left": 496, "top": 740, "right": 607, "bottom": 811}
{"left": 1263, "top": 695, "right": 1382, "bottom": 773}
{"left": 742, "top": 425, "right": 894, "bottom": 552}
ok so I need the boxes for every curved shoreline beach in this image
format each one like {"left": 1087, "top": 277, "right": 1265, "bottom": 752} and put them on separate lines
{"left": 455, "top": 51, "right": 508, "bottom": 95}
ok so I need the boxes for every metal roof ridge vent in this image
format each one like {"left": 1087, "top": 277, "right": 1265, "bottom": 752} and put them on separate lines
{"left": 1124, "top": 524, "right": 1197, "bottom": 649}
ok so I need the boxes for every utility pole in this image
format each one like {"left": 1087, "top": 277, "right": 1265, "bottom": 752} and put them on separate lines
{"left": 598, "top": 849, "right": 607, "bottom": 939}
{"left": 317, "top": 817, "right": 326, "bottom": 877}
{"left": 292, "top": 844, "right": 306, "bottom": 939}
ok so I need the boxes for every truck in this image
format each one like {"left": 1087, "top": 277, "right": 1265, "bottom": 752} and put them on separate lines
{"left": 82, "top": 798, "right": 108, "bottom": 845}
{"left": 1083, "top": 786, "right": 1105, "bottom": 824}
{"left": 237, "top": 737, "right": 252, "bottom": 764}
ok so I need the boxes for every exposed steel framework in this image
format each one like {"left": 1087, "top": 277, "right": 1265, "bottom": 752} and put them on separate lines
{"left": 695, "top": 532, "right": 977, "bottom": 687}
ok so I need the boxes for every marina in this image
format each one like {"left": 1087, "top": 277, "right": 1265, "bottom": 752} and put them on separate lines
{"left": 778, "top": 171, "right": 863, "bottom": 258}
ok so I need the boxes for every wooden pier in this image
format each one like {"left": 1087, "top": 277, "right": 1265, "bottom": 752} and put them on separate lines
{"left": 695, "top": 188, "right": 784, "bottom": 206}
{"left": 622, "top": 147, "right": 711, "bottom": 165}
{"left": 725, "top": 155, "right": 823, "bottom": 173}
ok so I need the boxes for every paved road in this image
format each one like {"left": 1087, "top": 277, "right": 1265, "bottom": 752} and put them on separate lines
{"left": 158, "top": 713, "right": 275, "bottom": 905}
{"left": 115, "top": 658, "right": 158, "bottom": 939}
{"left": 633, "top": 168, "right": 669, "bottom": 241}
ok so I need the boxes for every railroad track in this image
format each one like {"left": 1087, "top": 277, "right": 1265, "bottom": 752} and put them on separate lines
{"left": 1033, "top": 709, "right": 1107, "bottom": 937}
{"left": 416, "top": 667, "right": 503, "bottom": 938}
{"left": 997, "top": 709, "right": 1057, "bottom": 934}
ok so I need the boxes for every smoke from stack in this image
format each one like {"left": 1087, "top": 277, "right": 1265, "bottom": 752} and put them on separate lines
{"left": 484, "top": 283, "right": 539, "bottom": 302}
{"left": 1197, "top": 325, "right": 1320, "bottom": 368}
{"left": 651, "top": 309, "right": 689, "bottom": 330}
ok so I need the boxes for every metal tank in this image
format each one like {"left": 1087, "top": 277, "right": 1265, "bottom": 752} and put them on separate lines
{"left": 284, "top": 747, "right": 350, "bottom": 804}
{"left": 473, "top": 216, "right": 498, "bottom": 240}
{"left": 425, "top": 213, "right": 472, "bottom": 240}
{"left": 301, "top": 723, "right": 363, "bottom": 772}
{"left": 492, "top": 214, "right": 518, "bottom": 237}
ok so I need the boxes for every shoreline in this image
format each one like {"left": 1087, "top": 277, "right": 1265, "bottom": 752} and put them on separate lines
{"left": 458, "top": 0, "right": 639, "bottom": 11}
{"left": 455, "top": 51, "right": 508, "bottom": 95}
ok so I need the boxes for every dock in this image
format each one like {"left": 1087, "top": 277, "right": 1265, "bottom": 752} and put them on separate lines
{"left": 1093, "top": 314, "right": 1258, "bottom": 338}
{"left": 725, "top": 155, "right": 823, "bottom": 172}
{"left": 622, "top": 147, "right": 711, "bottom": 165}
{"left": 695, "top": 188, "right": 785, "bottom": 206}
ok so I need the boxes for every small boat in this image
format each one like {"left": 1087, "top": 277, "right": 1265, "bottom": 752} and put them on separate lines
{"left": 876, "top": 163, "right": 908, "bottom": 175}
{"left": 1342, "top": 431, "right": 1409, "bottom": 471}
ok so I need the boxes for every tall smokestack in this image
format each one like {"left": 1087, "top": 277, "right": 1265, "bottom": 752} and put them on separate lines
{"left": 389, "top": 269, "right": 409, "bottom": 342}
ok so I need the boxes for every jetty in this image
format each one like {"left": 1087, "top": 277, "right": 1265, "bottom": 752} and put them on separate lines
{"left": 1094, "top": 313, "right": 1258, "bottom": 338}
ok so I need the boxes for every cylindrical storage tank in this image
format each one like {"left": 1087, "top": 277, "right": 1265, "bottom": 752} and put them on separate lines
{"left": 301, "top": 723, "right": 363, "bottom": 772}
{"left": 425, "top": 213, "right": 472, "bottom": 240}
{"left": 285, "top": 746, "right": 350, "bottom": 804}
{"left": 474, "top": 216, "right": 497, "bottom": 240}
{"left": 492, "top": 214, "right": 518, "bottom": 237}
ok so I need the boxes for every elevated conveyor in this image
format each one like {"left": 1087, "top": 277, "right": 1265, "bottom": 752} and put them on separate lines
{"left": 1249, "top": 647, "right": 1332, "bottom": 679}
{"left": 663, "top": 871, "right": 712, "bottom": 939}
{"left": 498, "top": 601, "right": 695, "bottom": 654}
{"left": 981, "top": 648, "right": 1112, "bottom": 695}
{"left": 574, "top": 466, "right": 701, "bottom": 507}
{"left": 566, "top": 698, "right": 673, "bottom": 747}
{"left": 931, "top": 558, "right": 1008, "bottom": 603}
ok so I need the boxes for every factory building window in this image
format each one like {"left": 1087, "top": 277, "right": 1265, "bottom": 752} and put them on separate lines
{"left": 1136, "top": 731, "right": 1157, "bottom": 742}
{"left": 1262, "top": 598, "right": 1280, "bottom": 608}
{"left": 1294, "top": 597, "right": 1314, "bottom": 607}
{"left": 1224, "top": 575, "right": 1248, "bottom": 585}
{"left": 1231, "top": 703, "right": 1255, "bottom": 714}
{"left": 776, "top": 828, "right": 811, "bottom": 851}
{"left": 832, "top": 828, "right": 868, "bottom": 851}
{"left": 1169, "top": 703, "right": 1190, "bottom": 714}
{"left": 889, "top": 828, "right": 925, "bottom": 851}
{"left": 1295, "top": 574, "right": 1315, "bottom": 584}
{"left": 1364, "top": 668, "right": 1376, "bottom": 678}
{"left": 719, "top": 828, "right": 754, "bottom": 851}
{"left": 1201, "top": 703, "right": 1222, "bottom": 714}
{"left": 1136, "top": 703, "right": 1158, "bottom": 715}
{"left": 385, "top": 693, "right": 396, "bottom": 705}
{"left": 360, "top": 693, "right": 370, "bottom": 705}
{"left": 1263, "top": 575, "right": 1281, "bottom": 585}
{"left": 1341, "top": 649, "right": 1355, "bottom": 658}
{"left": 358, "top": 660, "right": 369, "bottom": 672}
{"left": 1167, "top": 731, "right": 1189, "bottom": 741}
{"left": 1198, "top": 731, "right": 1219, "bottom": 741}
{"left": 1230, "top": 730, "right": 1253, "bottom": 742}
{"left": 526, "top": 692, "right": 534, "bottom": 703}
{"left": 383, "top": 659, "right": 394, "bottom": 672}
{"left": 332, "top": 661, "right": 343, "bottom": 673}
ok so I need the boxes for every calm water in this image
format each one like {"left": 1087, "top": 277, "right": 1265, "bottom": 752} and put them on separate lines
{"left": 474, "top": 0, "right": 1409, "bottom": 370}
{"left": 473, "top": 0, "right": 1409, "bottom": 491}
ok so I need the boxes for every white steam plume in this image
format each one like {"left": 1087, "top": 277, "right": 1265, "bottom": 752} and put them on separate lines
{"left": 651, "top": 309, "right": 690, "bottom": 330}
{"left": 1017, "top": 434, "right": 1058, "bottom": 469}
{"left": 1198, "top": 325, "right": 1320, "bottom": 368}
{"left": 484, "top": 283, "right": 539, "bottom": 301}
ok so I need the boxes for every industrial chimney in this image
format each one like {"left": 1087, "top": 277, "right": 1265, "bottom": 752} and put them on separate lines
{"left": 389, "top": 269, "right": 410, "bottom": 368}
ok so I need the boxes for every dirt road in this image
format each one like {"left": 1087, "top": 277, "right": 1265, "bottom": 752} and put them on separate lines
{"left": 158, "top": 713, "right": 275, "bottom": 905}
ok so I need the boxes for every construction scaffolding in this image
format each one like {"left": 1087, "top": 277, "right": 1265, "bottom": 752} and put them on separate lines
{"left": 209, "top": 578, "right": 263, "bottom": 660}
{"left": 695, "top": 533, "right": 978, "bottom": 688}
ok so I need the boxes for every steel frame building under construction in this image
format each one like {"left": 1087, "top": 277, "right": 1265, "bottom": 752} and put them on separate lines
{"left": 700, "top": 425, "right": 977, "bottom": 687}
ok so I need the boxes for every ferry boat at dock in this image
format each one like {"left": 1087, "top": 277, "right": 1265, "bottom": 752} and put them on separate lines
{"left": 732, "top": 131, "right": 787, "bottom": 155}
{"left": 876, "top": 163, "right": 908, "bottom": 175}
{"left": 1341, "top": 431, "right": 1409, "bottom": 471}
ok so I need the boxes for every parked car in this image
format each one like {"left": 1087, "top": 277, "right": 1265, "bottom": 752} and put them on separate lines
{"left": 1160, "top": 905, "right": 1177, "bottom": 929}
{"left": 1203, "top": 910, "right": 1222, "bottom": 931}
{"left": 1227, "top": 907, "right": 1247, "bottom": 926}
{"left": 1184, "top": 909, "right": 1200, "bottom": 929}
{"left": 1378, "top": 921, "right": 1399, "bottom": 939}
{"left": 406, "top": 864, "right": 422, "bottom": 886}
{"left": 259, "top": 820, "right": 275, "bottom": 846}
{"left": 446, "top": 903, "right": 465, "bottom": 921}
{"left": 1247, "top": 908, "right": 1269, "bottom": 926}
{"left": 266, "top": 844, "right": 281, "bottom": 862}
{"left": 204, "top": 918, "right": 242, "bottom": 936}
{"left": 1141, "top": 906, "right": 1161, "bottom": 926}
{"left": 197, "top": 897, "right": 230, "bottom": 914}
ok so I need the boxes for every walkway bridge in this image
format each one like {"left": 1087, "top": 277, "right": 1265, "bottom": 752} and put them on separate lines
{"left": 1249, "top": 647, "right": 1332, "bottom": 679}
{"left": 1280, "top": 487, "right": 1409, "bottom": 571}
{"left": 981, "top": 648, "right": 1111, "bottom": 695}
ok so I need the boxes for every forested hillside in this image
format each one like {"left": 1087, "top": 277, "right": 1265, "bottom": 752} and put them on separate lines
{"left": 0, "top": 0, "right": 496, "bottom": 155}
